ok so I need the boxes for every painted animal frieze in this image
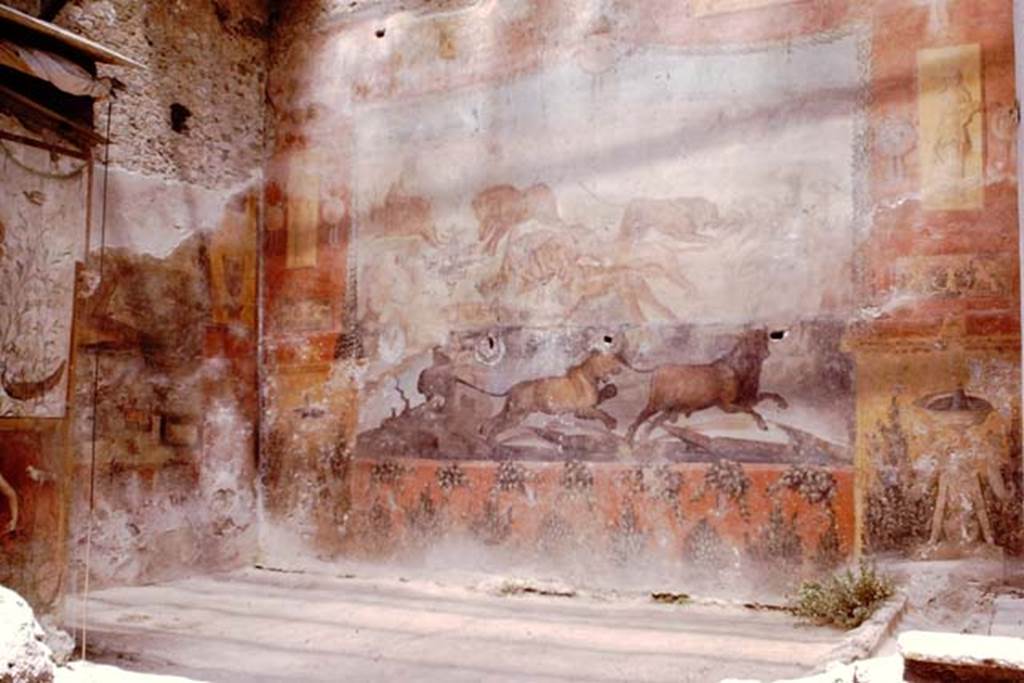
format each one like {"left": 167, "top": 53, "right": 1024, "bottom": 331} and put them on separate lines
{"left": 472, "top": 183, "right": 560, "bottom": 256}
{"left": 355, "top": 323, "right": 850, "bottom": 465}
{"left": 367, "top": 183, "right": 440, "bottom": 246}
{"left": 463, "top": 349, "right": 624, "bottom": 442}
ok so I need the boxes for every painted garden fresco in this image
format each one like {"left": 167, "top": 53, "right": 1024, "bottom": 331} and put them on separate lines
{"left": 0, "top": 130, "right": 88, "bottom": 607}
{"left": 0, "top": 138, "right": 85, "bottom": 418}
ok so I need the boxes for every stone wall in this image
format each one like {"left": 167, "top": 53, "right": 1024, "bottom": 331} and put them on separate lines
{"left": 0, "top": 0, "right": 269, "bottom": 608}
{"left": 56, "top": 0, "right": 268, "bottom": 593}
{"left": 59, "top": 0, "right": 267, "bottom": 185}
{"left": 259, "top": 0, "right": 1021, "bottom": 591}
{"left": 2, "top": 0, "right": 1019, "bottom": 609}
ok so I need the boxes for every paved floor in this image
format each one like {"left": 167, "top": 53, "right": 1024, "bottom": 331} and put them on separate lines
{"left": 67, "top": 568, "right": 846, "bottom": 683}
{"left": 990, "top": 592, "right": 1024, "bottom": 637}
{"left": 56, "top": 661, "right": 203, "bottom": 683}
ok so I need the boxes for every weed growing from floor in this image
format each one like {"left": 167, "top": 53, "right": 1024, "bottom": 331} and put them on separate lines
{"left": 651, "top": 592, "right": 691, "bottom": 605}
{"left": 791, "top": 562, "right": 895, "bottom": 629}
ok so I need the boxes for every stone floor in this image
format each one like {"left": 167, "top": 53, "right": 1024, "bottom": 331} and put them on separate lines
{"left": 990, "top": 591, "right": 1024, "bottom": 637}
{"left": 63, "top": 567, "right": 849, "bottom": 683}
{"left": 56, "top": 661, "right": 204, "bottom": 683}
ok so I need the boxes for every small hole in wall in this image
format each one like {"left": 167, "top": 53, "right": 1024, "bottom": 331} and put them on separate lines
{"left": 475, "top": 332, "right": 504, "bottom": 365}
{"left": 603, "top": 335, "right": 613, "bottom": 344}
{"left": 375, "top": 27, "right": 386, "bottom": 38}
{"left": 769, "top": 330, "right": 787, "bottom": 341}
{"left": 169, "top": 103, "right": 192, "bottom": 134}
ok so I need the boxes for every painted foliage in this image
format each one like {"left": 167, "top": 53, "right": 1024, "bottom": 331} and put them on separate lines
{"left": 0, "top": 129, "right": 87, "bottom": 608}
{"left": 0, "top": 137, "right": 86, "bottom": 418}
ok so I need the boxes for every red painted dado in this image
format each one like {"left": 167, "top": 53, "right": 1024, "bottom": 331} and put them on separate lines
{"left": 336, "top": 458, "right": 854, "bottom": 574}
{"left": 0, "top": 428, "right": 64, "bottom": 607}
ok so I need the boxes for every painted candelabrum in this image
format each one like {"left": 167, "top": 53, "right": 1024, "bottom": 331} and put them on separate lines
{"left": 913, "top": 387, "right": 1009, "bottom": 559}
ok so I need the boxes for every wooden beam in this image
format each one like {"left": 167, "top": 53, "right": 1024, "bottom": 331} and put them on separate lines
{"left": 0, "top": 129, "right": 88, "bottom": 159}
{"left": 0, "top": 82, "right": 105, "bottom": 147}
{"left": 0, "top": 5, "right": 142, "bottom": 68}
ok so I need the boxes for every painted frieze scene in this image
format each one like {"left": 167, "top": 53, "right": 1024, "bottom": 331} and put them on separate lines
{"left": 350, "top": 34, "right": 863, "bottom": 469}
{"left": 250, "top": 0, "right": 1023, "bottom": 578}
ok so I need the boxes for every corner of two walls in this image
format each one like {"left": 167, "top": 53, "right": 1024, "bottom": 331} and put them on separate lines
{"left": 53, "top": 0, "right": 269, "bottom": 597}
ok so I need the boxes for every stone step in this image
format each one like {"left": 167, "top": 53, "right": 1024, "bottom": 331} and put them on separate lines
{"left": 899, "top": 630, "right": 1024, "bottom": 681}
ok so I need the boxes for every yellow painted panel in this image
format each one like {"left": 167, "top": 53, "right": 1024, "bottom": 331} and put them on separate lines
{"left": 918, "top": 44, "right": 984, "bottom": 210}
{"left": 286, "top": 153, "right": 320, "bottom": 269}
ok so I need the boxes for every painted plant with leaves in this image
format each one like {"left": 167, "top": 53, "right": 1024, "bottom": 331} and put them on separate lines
{"left": 0, "top": 196, "right": 77, "bottom": 417}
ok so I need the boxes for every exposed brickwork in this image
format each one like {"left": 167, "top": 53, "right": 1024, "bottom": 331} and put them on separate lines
{"left": 56, "top": 0, "right": 268, "bottom": 187}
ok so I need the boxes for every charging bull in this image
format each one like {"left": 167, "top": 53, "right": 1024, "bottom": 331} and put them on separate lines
{"left": 625, "top": 329, "right": 787, "bottom": 443}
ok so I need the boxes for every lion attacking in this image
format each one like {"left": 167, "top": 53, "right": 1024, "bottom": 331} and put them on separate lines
{"left": 460, "top": 351, "right": 624, "bottom": 441}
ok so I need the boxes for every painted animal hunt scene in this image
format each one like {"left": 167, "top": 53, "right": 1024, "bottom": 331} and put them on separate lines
{"left": 355, "top": 323, "right": 852, "bottom": 464}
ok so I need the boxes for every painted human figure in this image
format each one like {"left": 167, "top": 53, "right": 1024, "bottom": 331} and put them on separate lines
{"left": 932, "top": 68, "right": 982, "bottom": 180}
{"left": 0, "top": 472, "right": 16, "bottom": 535}
{"left": 919, "top": 0, "right": 953, "bottom": 35}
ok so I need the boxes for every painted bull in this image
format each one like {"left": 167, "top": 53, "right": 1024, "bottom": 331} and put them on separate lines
{"left": 625, "top": 329, "right": 787, "bottom": 442}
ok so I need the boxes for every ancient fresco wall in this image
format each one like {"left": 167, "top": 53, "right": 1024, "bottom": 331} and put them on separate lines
{"left": 853, "top": 0, "right": 1022, "bottom": 559}
{"left": 55, "top": 0, "right": 270, "bottom": 597}
{"left": 65, "top": 179, "right": 261, "bottom": 591}
{"left": 0, "top": 122, "right": 87, "bottom": 608}
{"left": 262, "top": 0, "right": 1019, "bottom": 586}
{"left": 0, "top": 0, "right": 268, "bottom": 611}
{"left": 347, "top": 30, "right": 866, "bottom": 467}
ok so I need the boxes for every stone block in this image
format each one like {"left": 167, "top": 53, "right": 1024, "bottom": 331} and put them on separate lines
{"left": 899, "top": 630, "right": 1024, "bottom": 681}
{"left": 0, "top": 585, "right": 55, "bottom": 683}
